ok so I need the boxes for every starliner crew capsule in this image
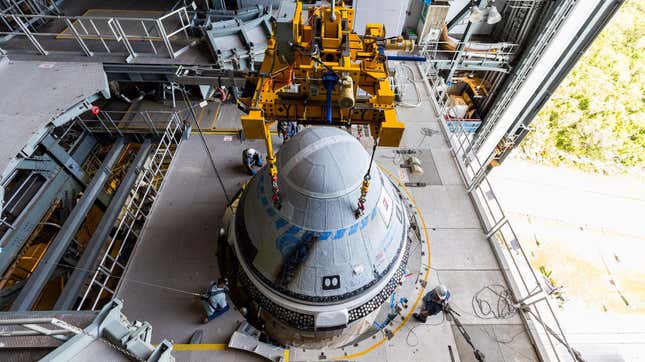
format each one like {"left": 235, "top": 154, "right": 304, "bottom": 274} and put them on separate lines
{"left": 223, "top": 127, "right": 411, "bottom": 347}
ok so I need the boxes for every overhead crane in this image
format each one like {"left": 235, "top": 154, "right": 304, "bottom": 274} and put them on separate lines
{"left": 238, "top": 0, "right": 416, "bottom": 210}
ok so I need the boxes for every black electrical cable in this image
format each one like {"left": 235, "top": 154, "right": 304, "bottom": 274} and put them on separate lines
{"left": 179, "top": 86, "right": 232, "bottom": 207}
{"left": 471, "top": 284, "right": 517, "bottom": 320}
{"left": 445, "top": 305, "right": 486, "bottom": 361}
{"left": 405, "top": 310, "right": 446, "bottom": 347}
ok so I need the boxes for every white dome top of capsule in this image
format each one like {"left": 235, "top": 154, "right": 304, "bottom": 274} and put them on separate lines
{"left": 272, "top": 127, "right": 383, "bottom": 231}
{"left": 278, "top": 127, "right": 371, "bottom": 199}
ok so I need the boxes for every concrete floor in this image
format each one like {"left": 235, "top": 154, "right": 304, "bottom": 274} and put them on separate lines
{"left": 114, "top": 65, "right": 539, "bottom": 361}
{"left": 116, "top": 133, "right": 265, "bottom": 339}
{"left": 0, "top": 59, "right": 107, "bottom": 175}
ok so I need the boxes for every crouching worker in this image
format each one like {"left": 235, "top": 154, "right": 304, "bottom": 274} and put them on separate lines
{"left": 201, "top": 278, "right": 230, "bottom": 323}
{"left": 414, "top": 284, "right": 451, "bottom": 323}
{"left": 242, "top": 148, "right": 263, "bottom": 175}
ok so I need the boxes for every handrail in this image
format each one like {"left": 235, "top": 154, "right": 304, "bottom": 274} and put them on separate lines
{"left": 76, "top": 113, "right": 185, "bottom": 311}
{"left": 0, "top": 7, "right": 193, "bottom": 61}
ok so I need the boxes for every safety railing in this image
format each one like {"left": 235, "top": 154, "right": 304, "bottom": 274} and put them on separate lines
{"left": 418, "top": 39, "right": 518, "bottom": 79}
{"left": 0, "top": 7, "right": 192, "bottom": 62}
{"left": 445, "top": 116, "right": 482, "bottom": 133}
{"left": 421, "top": 69, "right": 580, "bottom": 361}
{"left": 76, "top": 112, "right": 184, "bottom": 311}
{"left": 75, "top": 109, "right": 189, "bottom": 136}
{"left": 0, "top": 316, "right": 83, "bottom": 338}
{"left": 0, "top": 0, "right": 61, "bottom": 23}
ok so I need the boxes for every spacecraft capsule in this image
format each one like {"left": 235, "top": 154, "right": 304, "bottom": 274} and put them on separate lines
{"left": 228, "top": 127, "right": 409, "bottom": 346}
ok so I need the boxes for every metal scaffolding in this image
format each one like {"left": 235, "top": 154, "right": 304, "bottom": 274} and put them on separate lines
{"left": 419, "top": 39, "right": 518, "bottom": 80}
{"left": 471, "top": 0, "right": 624, "bottom": 167}
{"left": 0, "top": 7, "right": 192, "bottom": 62}
{"left": 76, "top": 113, "right": 184, "bottom": 311}
{"left": 54, "top": 140, "right": 154, "bottom": 310}
{"left": 10, "top": 139, "right": 126, "bottom": 311}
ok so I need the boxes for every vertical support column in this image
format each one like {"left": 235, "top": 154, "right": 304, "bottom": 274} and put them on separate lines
{"left": 10, "top": 139, "right": 126, "bottom": 311}
{"left": 446, "top": 19, "right": 475, "bottom": 83}
{"left": 110, "top": 18, "right": 137, "bottom": 63}
{"left": 156, "top": 19, "right": 175, "bottom": 59}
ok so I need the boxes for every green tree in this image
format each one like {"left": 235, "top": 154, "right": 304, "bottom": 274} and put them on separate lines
{"left": 519, "top": 0, "right": 645, "bottom": 175}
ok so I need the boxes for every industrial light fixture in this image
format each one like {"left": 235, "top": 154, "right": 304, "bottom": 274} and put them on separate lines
{"left": 468, "top": 6, "right": 484, "bottom": 23}
{"left": 487, "top": 5, "right": 502, "bottom": 24}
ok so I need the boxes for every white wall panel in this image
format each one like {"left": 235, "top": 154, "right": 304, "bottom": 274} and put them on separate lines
{"left": 353, "top": 0, "right": 410, "bottom": 36}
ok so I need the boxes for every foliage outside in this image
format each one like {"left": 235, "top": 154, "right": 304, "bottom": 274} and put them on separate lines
{"left": 517, "top": 0, "right": 645, "bottom": 176}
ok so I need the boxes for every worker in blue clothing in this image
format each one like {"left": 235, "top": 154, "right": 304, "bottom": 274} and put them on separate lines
{"left": 414, "top": 284, "right": 451, "bottom": 323}
{"left": 201, "top": 278, "right": 230, "bottom": 323}
{"left": 287, "top": 121, "right": 298, "bottom": 138}
{"left": 277, "top": 121, "right": 299, "bottom": 141}
{"left": 242, "top": 148, "right": 263, "bottom": 175}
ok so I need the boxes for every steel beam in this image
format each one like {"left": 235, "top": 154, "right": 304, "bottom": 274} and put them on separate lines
{"left": 10, "top": 139, "right": 125, "bottom": 311}
{"left": 434, "top": 61, "right": 510, "bottom": 73}
{"left": 447, "top": 18, "right": 475, "bottom": 83}
{"left": 495, "top": 0, "right": 624, "bottom": 163}
{"left": 0, "top": 137, "right": 96, "bottom": 276}
{"left": 103, "top": 63, "right": 249, "bottom": 86}
{"left": 40, "top": 134, "right": 111, "bottom": 209}
{"left": 40, "top": 135, "right": 90, "bottom": 186}
{"left": 15, "top": 156, "right": 57, "bottom": 174}
{"left": 54, "top": 140, "right": 152, "bottom": 310}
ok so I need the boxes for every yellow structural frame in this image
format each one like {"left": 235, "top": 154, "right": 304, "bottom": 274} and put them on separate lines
{"left": 239, "top": 1, "right": 409, "bottom": 172}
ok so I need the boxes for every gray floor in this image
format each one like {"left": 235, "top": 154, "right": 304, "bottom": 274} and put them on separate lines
{"left": 115, "top": 67, "right": 538, "bottom": 360}
{"left": 116, "top": 133, "right": 267, "bottom": 345}
{"left": 0, "top": 59, "right": 107, "bottom": 174}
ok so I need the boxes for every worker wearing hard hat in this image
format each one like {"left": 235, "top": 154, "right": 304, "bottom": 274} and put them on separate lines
{"left": 414, "top": 285, "right": 451, "bottom": 323}
{"left": 242, "top": 148, "right": 264, "bottom": 175}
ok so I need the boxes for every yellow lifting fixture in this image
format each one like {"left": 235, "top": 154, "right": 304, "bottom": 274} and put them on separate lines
{"left": 238, "top": 0, "right": 414, "bottom": 209}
